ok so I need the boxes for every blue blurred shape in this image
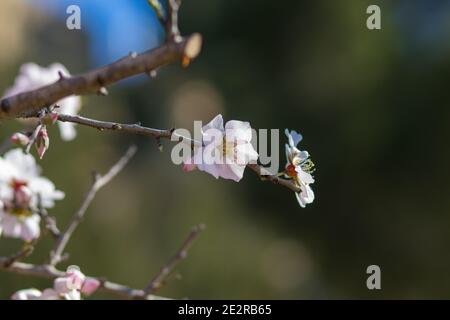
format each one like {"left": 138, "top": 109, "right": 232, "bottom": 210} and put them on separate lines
{"left": 22, "top": 0, "right": 164, "bottom": 66}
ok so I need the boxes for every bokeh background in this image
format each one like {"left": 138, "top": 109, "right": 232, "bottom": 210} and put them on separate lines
{"left": 1, "top": 0, "right": 450, "bottom": 299}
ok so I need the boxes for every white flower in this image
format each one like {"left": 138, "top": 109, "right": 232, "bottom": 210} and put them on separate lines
{"left": 0, "top": 149, "right": 64, "bottom": 241}
{"left": 183, "top": 114, "right": 259, "bottom": 182}
{"left": 11, "top": 266, "right": 100, "bottom": 300}
{"left": 284, "top": 129, "right": 315, "bottom": 208}
{"left": 3, "top": 63, "right": 82, "bottom": 141}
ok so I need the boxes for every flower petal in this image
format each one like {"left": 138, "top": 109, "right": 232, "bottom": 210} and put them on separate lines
{"left": 225, "top": 120, "right": 252, "bottom": 142}
{"left": 81, "top": 278, "right": 101, "bottom": 296}
{"left": 21, "top": 214, "right": 41, "bottom": 242}
{"left": 202, "top": 114, "right": 224, "bottom": 133}
{"left": 11, "top": 289, "right": 42, "bottom": 300}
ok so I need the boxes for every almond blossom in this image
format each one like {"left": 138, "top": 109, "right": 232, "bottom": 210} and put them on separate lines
{"left": 0, "top": 149, "right": 64, "bottom": 241}
{"left": 284, "top": 129, "right": 315, "bottom": 208}
{"left": 3, "top": 63, "right": 82, "bottom": 141}
{"left": 11, "top": 266, "right": 100, "bottom": 300}
{"left": 183, "top": 114, "right": 259, "bottom": 182}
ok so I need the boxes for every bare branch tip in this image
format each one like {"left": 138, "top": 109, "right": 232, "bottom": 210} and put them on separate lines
{"left": 184, "top": 33, "right": 203, "bottom": 60}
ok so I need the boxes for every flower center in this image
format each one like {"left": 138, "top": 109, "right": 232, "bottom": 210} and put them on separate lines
{"left": 10, "top": 179, "right": 28, "bottom": 191}
{"left": 300, "top": 158, "right": 315, "bottom": 174}
{"left": 5, "top": 178, "right": 33, "bottom": 214}
{"left": 215, "top": 137, "right": 236, "bottom": 161}
{"left": 10, "top": 207, "right": 33, "bottom": 217}
{"left": 286, "top": 155, "right": 315, "bottom": 177}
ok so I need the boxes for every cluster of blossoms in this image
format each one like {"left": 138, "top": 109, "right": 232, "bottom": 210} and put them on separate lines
{"left": 284, "top": 129, "right": 315, "bottom": 207}
{"left": 11, "top": 266, "right": 100, "bottom": 300}
{"left": 181, "top": 115, "right": 315, "bottom": 207}
{"left": 183, "top": 114, "right": 259, "bottom": 182}
{"left": 0, "top": 149, "right": 64, "bottom": 241}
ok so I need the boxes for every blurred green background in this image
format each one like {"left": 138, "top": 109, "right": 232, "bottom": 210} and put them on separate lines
{"left": 1, "top": 0, "right": 450, "bottom": 299}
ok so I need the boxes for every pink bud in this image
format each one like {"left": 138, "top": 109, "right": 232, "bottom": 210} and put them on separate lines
{"left": 10, "top": 132, "right": 30, "bottom": 146}
{"left": 35, "top": 126, "right": 50, "bottom": 159}
{"left": 81, "top": 278, "right": 101, "bottom": 296}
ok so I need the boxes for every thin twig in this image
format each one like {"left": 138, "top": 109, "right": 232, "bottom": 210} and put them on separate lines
{"left": 248, "top": 164, "right": 301, "bottom": 193}
{"left": 1, "top": 242, "right": 36, "bottom": 268}
{"left": 36, "top": 194, "right": 60, "bottom": 238}
{"left": 57, "top": 114, "right": 173, "bottom": 139}
{"left": 147, "top": 0, "right": 166, "bottom": 26}
{"left": 0, "top": 34, "right": 202, "bottom": 120}
{"left": 49, "top": 145, "right": 137, "bottom": 265}
{"left": 0, "top": 260, "right": 168, "bottom": 300}
{"left": 144, "top": 223, "right": 205, "bottom": 296}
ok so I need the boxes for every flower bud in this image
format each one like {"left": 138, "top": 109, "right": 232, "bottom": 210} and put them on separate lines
{"left": 10, "top": 132, "right": 30, "bottom": 146}
{"left": 41, "top": 112, "right": 59, "bottom": 126}
{"left": 35, "top": 126, "right": 50, "bottom": 159}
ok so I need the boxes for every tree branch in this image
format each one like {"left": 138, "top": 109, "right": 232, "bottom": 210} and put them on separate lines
{"left": 0, "top": 260, "right": 167, "bottom": 300}
{"left": 144, "top": 223, "right": 205, "bottom": 296}
{"left": 0, "top": 34, "right": 202, "bottom": 120}
{"left": 49, "top": 145, "right": 137, "bottom": 266}
{"left": 247, "top": 164, "right": 301, "bottom": 193}
{"left": 36, "top": 194, "right": 61, "bottom": 238}
{"left": 55, "top": 113, "right": 302, "bottom": 193}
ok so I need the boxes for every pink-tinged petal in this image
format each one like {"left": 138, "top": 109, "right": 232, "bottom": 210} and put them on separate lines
{"left": 54, "top": 277, "right": 70, "bottom": 294}
{"left": 63, "top": 290, "right": 81, "bottom": 300}
{"left": 197, "top": 162, "right": 220, "bottom": 179}
{"left": 215, "top": 163, "right": 245, "bottom": 182}
{"left": 1, "top": 214, "right": 23, "bottom": 239}
{"left": 40, "top": 289, "right": 61, "bottom": 300}
{"left": 14, "top": 186, "right": 32, "bottom": 208}
{"left": 183, "top": 162, "right": 197, "bottom": 172}
{"left": 35, "top": 126, "right": 50, "bottom": 160}
{"left": 10, "top": 133, "right": 30, "bottom": 146}
{"left": 183, "top": 154, "right": 199, "bottom": 172}
{"left": 202, "top": 114, "right": 224, "bottom": 133}
{"left": 296, "top": 168, "right": 315, "bottom": 184}
{"left": 11, "top": 288, "right": 42, "bottom": 300}
{"left": 66, "top": 266, "right": 85, "bottom": 290}
{"left": 81, "top": 278, "right": 101, "bottom": 296}
{"left": 225, "top": 120, "right": 252, "bottom": 142}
